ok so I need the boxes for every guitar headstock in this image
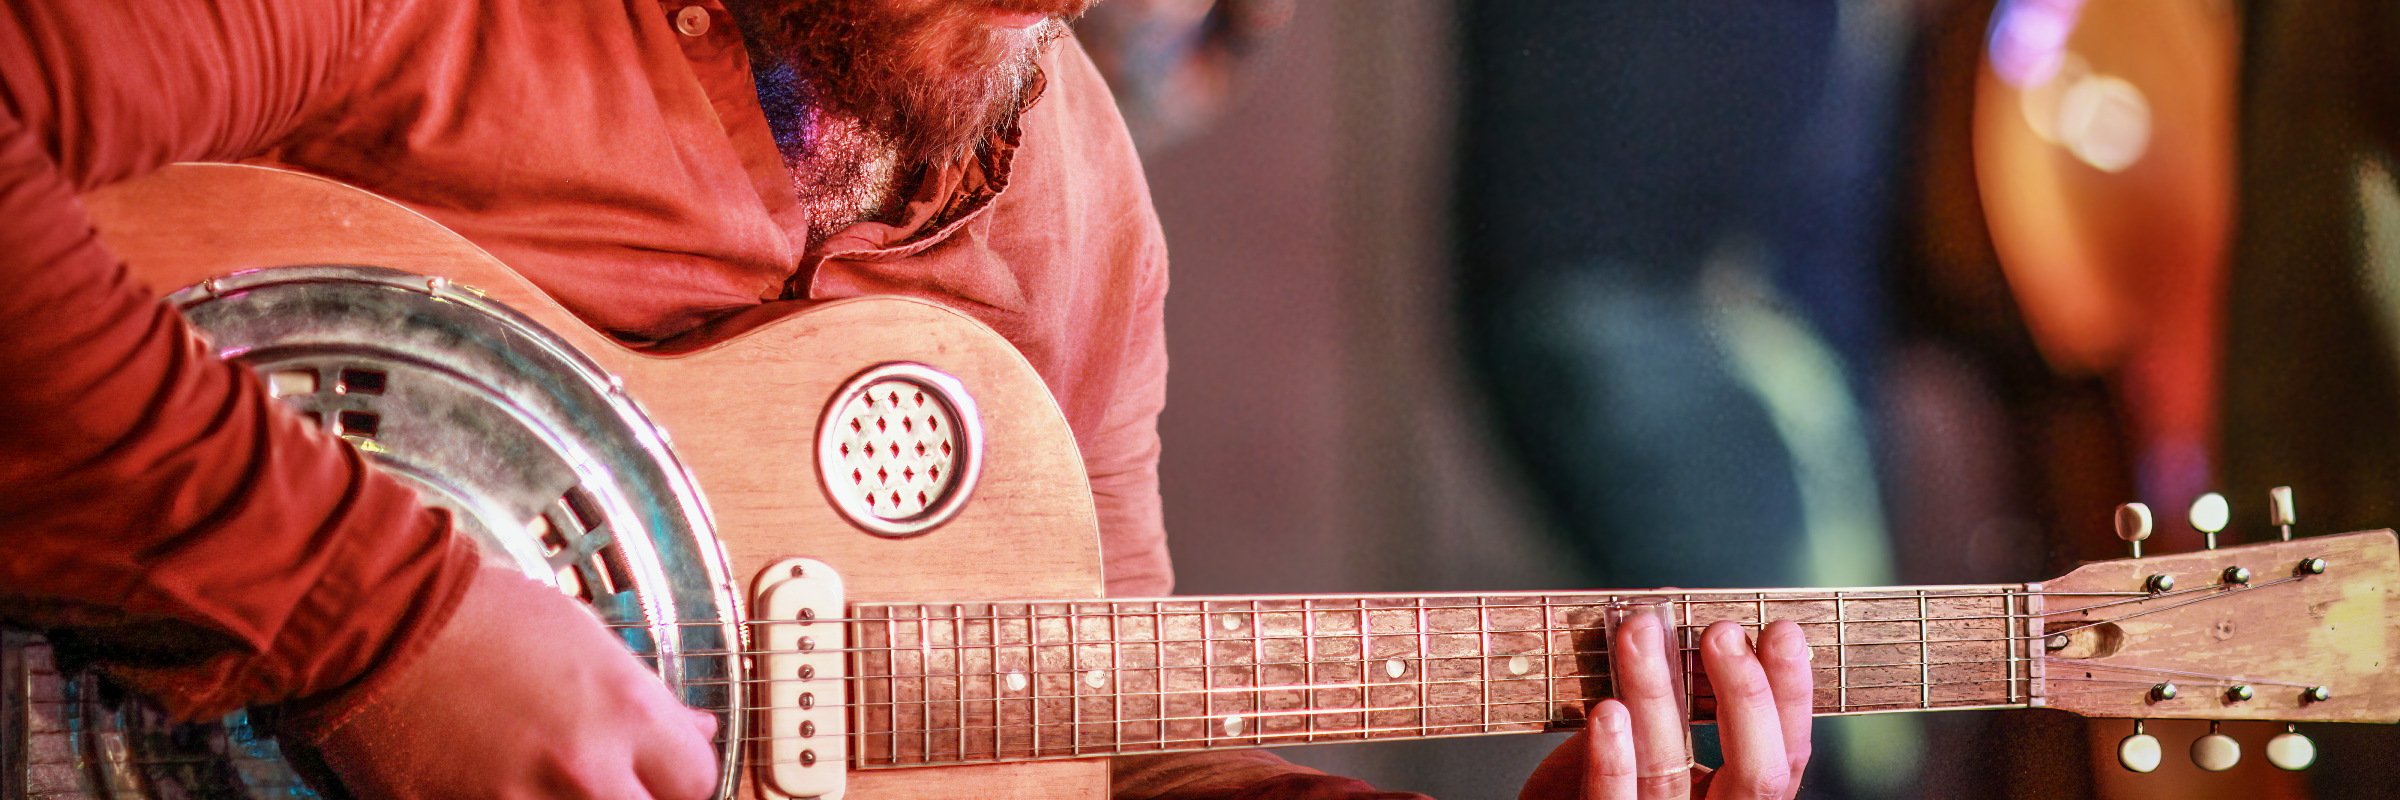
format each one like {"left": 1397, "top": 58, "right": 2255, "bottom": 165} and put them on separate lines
{"left": 2036, "top": 525, "right": 2400, "bottom": 724}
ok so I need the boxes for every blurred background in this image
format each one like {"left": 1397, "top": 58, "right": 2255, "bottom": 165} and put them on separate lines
{"left": 1075, "top": 1, "right": 2400, "bottom": 798}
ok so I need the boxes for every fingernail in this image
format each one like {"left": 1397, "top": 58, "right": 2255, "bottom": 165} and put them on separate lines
{"left": 1773, "top": 628, "right": 1812, "bottom": 663}
{"left": 1711, "top": 621, "right": 1752, "bottom": 652}
{"left": 1595, "top": 704, "right": 1625, "bottom": 734}
{"left": 1619, "top": 616, "right": 1650, "bottom": 660}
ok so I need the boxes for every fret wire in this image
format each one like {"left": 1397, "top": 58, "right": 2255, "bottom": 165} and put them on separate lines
{"left": 1082, "top": 602, "right": 1096, "bottom": 758}
{"left": 1834, "top": 593, "right": 1848, "bottom": 713}
{"left": 918, "top": 608, "right": 933, "bottom": 764}
{"left": 1478, "top": 596, "right": 1493, "bottom": 735}
{"left": 1678, "top": 597, "right": 1695, "bottom": 719}
{"left": 977, "top": 604, "right": 993, "bottom": 764}
{"left": 1026, "top": 604, "right": 1041, "bottom": 760}
{"left": 881, "top": 606, "right": 900, "bottom": 765}
{"left": 1356, "top": 598, "right": 1373, "bottom": 736}
{"left": 1416, "top": 600, "right": 1431, "bottom": 739}
{"left": 1203, "top": 601, "right": 1218, "bottom": 748}
{"left": 1302, "top": 597, "right": 1320, "bottom": 745}
{"left": 1540, "top": 596, "right": 1558, "bottom": 722}
{"left": 1155, "top": 603, "right": 1169, "bottom": 753}
{"left": 1257, "top": 598, "right": 1276, "bottom": 749}
{"left": 953, "top": 605, "right": 968, "bottom": 763}
{"left": 2008, "top": 587, "right": 2025, "bottom": 705}
{"left": 1109, "top": 600, "right": 1124, "bottom": 752}
{"left": 1917, "top": 589, "right": 1931, "bottom": 710}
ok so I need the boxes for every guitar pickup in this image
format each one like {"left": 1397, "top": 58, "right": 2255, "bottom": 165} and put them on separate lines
{"left": 753, "top": 558, "right": 849, "bottom": 800}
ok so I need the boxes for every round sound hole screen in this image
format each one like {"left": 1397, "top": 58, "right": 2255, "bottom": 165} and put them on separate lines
{"left": 819, "top": 365, "right": 981, "bottom": 537}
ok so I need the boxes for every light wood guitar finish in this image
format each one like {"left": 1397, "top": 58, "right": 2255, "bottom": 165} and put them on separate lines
{"left": 81, "top": 164, "right": 1111, "bottom": 800}
{"left": 14, "top": 163, "right": 2390, "bottom": 799}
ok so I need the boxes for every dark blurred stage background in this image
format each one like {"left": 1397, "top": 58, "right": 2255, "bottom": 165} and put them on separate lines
{"left": 1076, "top": 1, "right": 2400, "bottom": 798}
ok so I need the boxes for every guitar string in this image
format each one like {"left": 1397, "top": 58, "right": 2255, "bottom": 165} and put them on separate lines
{"left": 678, "top": 646, "right": 2036, "bottom": 690}
{"left": 621, "top": 578, "right": 2297, "bottom": 642}
{"left": 704, "top": 659, "right": 2291, "bottom": 721}
{"left": 606, "top": 586, "right": 2146, "bottom": 630}
{"left": 612, "top": 575, "right": 2310, "bottom": 668}
{"left": 635, "top": 618, "right": 2155, "bottom": 660}
{"left": 599, "top": 583, "right": 2173, "bottom": 632}
{"left": 732, "top": 668, "right": 2209, "bottom": 751}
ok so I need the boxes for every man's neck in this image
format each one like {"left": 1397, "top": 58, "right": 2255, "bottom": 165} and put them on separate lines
{"left": 788, "top": 111, "right": 911, "bottom": 250}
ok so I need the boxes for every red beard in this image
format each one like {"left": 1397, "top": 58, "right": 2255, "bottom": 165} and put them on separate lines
{"left": 739, "top": 0, "right": 1092, "bottom": 168}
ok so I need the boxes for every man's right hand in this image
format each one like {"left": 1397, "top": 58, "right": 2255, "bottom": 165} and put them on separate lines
{"left": 292, "top": 564, "right": 721, "bottom": 799}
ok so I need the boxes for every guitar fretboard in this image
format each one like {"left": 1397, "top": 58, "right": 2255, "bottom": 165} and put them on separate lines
{"left": 846, "top": 587, "right": 2039, "bottom": 767}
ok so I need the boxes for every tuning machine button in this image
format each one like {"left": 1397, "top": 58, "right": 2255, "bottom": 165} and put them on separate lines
{"left": 2116, "top": 502, "right": 2154, "bottom": 559}
{"left": 2268, "top": 725, "right": 2317, "bottom": 771}
{"left": 2118, "top": 721, "right": 2163, "bottom": 773}
{"left": 2270, "top": 486, "right": 2296, "bottom": 541}
{"left": 2191, "top": 492, "right": 2229, "bottom": 550}
{"left": 2193, "top": 722, "right": 2241, "bottom": 772}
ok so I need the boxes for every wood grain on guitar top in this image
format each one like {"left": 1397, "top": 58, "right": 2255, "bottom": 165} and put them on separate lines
{"left": 84, "top": 163, "right": 1113, "bottom": 800}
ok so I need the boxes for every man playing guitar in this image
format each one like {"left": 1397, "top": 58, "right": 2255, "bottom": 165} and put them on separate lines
{"left": 0, "top": 1, "right": 1813, "bottom": 797}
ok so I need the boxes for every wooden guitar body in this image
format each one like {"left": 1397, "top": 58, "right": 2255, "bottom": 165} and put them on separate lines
{"left": 81, "top": 163, "right": 1109, "bottom": 800}
{"left": 17, "top": 163, "right": 2396, "bottom": 800}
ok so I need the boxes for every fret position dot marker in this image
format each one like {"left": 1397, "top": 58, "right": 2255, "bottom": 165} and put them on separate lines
{"left": 1507, "top": 655, "right": 1533, "bottom": 676}
{"left": 1221, "top": 615, "right": 1243, "bottom": 631}
{"left": 1005, "top": 671, "right": 1029, "bottom": 693}
{"left": 1385, "top": 658, "right": 1406, "bottom": 679}
{"left": 1085, "top": 669, "right": 1107, "bottom": 689}
{"left": 1223, "top": 715, "right": 1246, "bottom": 737}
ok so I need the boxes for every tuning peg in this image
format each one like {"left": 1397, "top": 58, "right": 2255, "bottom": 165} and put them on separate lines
{"left": 2191, "top": 492, "right": 2230, "bottom": 550}
{"left": 2118, "top": 720, "right": 2163, "bottom": 773}
{"left": 2193, "top": 721, "right": 2241, "bottom": 772}
{"left": 2268, "top": 724, "right": 2317, "bottom": 770}
{"left": 2116, "top": 503, "right": 2154, "bottom": 559}
{"left": 2270, "top": 486, "right": 2296, "bottom": 541}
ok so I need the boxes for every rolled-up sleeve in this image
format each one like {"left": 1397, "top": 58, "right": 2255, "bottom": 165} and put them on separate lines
{"left": 0, "top": 0, "right": 479, "bottom": 720}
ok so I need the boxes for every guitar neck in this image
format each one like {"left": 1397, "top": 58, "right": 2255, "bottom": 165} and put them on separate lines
{"left": 842, "top": 585, "right": 2040, "bottom": 767}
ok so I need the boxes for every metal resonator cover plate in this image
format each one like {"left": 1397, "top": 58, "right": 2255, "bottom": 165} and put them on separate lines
{"left": 7, "top": 266, "right": 743, "bottom": 799}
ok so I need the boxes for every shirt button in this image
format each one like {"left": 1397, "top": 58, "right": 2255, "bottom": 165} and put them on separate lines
{"left": 674, "top": 6, "right": 711, "bottom": 36}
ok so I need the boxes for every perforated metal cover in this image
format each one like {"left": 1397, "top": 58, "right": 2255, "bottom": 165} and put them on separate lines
{"left": 816, "top": 363, "right": 983, "bottom": 538}
{"left": 6, "top": 266, "right": 746, "bottom": 799}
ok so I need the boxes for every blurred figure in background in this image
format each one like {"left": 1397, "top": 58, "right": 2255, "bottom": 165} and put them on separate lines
{"left": 1453, "top": 3, "right": 1918, "bottom": 797}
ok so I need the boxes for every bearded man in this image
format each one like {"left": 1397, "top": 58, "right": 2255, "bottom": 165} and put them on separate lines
{"left": 0, "top": 1, "right": 1812, "bottom": 798}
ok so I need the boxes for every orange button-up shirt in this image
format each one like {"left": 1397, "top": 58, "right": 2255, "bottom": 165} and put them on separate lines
{"left": 0, "top": 0, "right": 1169, "bottom": 720}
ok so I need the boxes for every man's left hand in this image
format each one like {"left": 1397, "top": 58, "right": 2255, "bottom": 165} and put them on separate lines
{"left": 1519, "top": 617, "right": 1815, "bottom": 799}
